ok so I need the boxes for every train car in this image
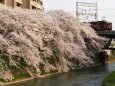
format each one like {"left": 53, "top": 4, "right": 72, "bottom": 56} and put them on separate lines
{"left": 89, "top": 20, "right": 112, "bottom": 31}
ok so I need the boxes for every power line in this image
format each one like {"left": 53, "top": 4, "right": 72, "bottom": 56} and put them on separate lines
{"left": 69, "top": 9, "right": 115, "bottom": 13}
{"left": 99, "top": 8, "right": 115, "bottom": 10}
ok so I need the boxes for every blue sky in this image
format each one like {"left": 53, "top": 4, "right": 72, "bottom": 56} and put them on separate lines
{"left": 44, "top": 0, "right": 115, "bottom": 29}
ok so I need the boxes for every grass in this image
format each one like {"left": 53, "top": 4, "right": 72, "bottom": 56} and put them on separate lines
{"left": 0, "top": 73, "right": 31, "bottom": 83}
{"left": 13, "top": 73, "right": 31, "bottom": 81}
{"left": 103, "top": 71, "right": 115, "bottom": 86}
{"left": 0, "top": 78, "right": 4, "bottom": 82}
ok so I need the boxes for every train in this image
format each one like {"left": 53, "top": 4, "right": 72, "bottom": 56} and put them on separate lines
{"left": 89, "top": 20, "right": 112, "bottom": 31}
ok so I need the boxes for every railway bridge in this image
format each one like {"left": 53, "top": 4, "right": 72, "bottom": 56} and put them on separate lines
{"left": 96, "top": 31, "right": 115, "bottom": 50}
{"left": 96, "top": 31, "right": 115, "bottom": 64}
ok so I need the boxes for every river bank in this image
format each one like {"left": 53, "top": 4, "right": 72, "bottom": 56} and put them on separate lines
{"left": 0, "top": 72, "right": 60, "bottom": 86}
{"left": 103, "top": 71, "right": 115, "bottom": 86}
{"left": 0, "top": 63, "right": 103, "bottom": 86}
{"left": 0, "top": 77, "right": 34, "bottom": 86}
{"left": 1, "top": 57, "right": 113, "bottom": 86}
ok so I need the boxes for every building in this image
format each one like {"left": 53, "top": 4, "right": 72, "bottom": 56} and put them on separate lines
{"left": 0, "top": 0, "right": 43, "bottom": 11}
{"left": 23, "top": 0, "right": 43, "bottom": 10}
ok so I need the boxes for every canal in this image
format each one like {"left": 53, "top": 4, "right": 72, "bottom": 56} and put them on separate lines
{"left": 8, "top": 62, "right": 115, "bottom": 86}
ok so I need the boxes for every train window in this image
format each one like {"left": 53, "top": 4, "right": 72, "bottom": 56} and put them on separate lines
{"left": 104, "top": 23, "right": 111, "bottom": 28}
{"left": 103, "top": 23, "right": 112, "bottom": 31}
{"left": 89, "top": 21, "right": 112, "bottom": 31}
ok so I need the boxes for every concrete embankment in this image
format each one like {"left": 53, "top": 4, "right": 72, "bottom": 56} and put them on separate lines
{"left": 0, "top": 73, "right": 59, "bottom": 86}
{"left": 0, "top": 78, "right": 34, "bottom": 86}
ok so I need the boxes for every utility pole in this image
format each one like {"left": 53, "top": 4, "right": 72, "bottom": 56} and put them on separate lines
{"left": 76, "top": 2, "right": 79, "bottom": 21}
{"left": 95, "top": 2, "right": 98, "bottom": 20}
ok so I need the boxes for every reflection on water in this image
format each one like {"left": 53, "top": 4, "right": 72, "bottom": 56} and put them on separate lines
{"left": 8, "top": 63, "right": 115, "bottom": 86}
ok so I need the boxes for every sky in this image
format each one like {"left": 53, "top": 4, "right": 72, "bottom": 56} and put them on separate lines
{"left": 44, "top": 0, "right": 115, "bottom": 30}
